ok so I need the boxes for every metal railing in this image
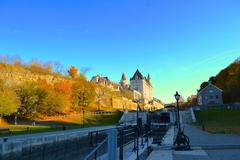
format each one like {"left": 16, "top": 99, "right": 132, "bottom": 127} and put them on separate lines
{"left": 84, "top": 129, "right": 109, "bottom": 160}
{"left": 84, "top": 138, "right": 108, "bottom": 160}
{"left": 83, "top": 125, "right": 152, "bottom": 160}
{"left": 118, "top": 126, "right": 152, "bottom": 160}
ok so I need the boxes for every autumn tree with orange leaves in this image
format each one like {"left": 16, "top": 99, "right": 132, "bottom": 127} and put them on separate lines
{"left": 68, "top": 66, "right": 78, "bottom": 78}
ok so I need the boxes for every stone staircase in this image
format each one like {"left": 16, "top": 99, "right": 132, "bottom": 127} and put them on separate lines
{"left": 180, "top": 110, "right": 193, "bottom": 124}
{"left": 119, "top": 111, "right": 147, "bottom": 126}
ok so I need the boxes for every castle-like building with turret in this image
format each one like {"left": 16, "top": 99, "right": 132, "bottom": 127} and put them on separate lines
{"left": 91, "top": 70, "right": 164, "bottom": 109}
{"left": 120, "top": 69, "right": 153, "bottom": 103}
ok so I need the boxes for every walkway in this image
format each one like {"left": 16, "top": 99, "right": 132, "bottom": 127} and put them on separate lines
{"left": 174, "top": 124, "right": 240, "bottom": 160}
{"left": 147, "top": 109, "right": 240, "bottom": 160}
{"left": 147, "top": 126, "right": 174, "bottom": 160}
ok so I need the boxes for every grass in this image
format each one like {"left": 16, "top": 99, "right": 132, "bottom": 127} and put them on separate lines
{"left": 0, "top": 112, "right": 122, "bottom": 137}
{"left": 194, "top": 108, "right": 240, "bottom": 134}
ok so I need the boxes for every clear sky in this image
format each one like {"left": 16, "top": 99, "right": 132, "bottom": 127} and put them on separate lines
{"left": 0, "top": 0, "right": 240, "bottom": 103}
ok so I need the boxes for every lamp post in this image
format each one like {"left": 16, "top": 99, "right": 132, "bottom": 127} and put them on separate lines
{"left": 136, "top": 100, "right": 140, "bottom": 160}
{"left": 174, "top": 91, "right": 191, "bottom": 150}
{"left": 174, "top": 91, "right": 181, "bottom": 131}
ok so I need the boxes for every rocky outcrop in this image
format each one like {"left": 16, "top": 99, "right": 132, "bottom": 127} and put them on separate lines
{"left": 0, "top": 70, "right": 66, "bottom": 85}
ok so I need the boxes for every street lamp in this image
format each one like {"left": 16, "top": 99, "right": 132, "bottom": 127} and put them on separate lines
{"left": 135, "top": 100, "right": 140, "bottom": 160}
{"left": 134, "top": 100, "right": 140, "bottom": 127}
{"left": 174, "top": 91, "right": 181, "bottom": 131}
{"left": 174, "top": 91, "right": 191, "bottom": 150}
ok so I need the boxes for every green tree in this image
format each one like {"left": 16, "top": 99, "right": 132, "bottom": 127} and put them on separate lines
{"left": 17, "top": 82, "right": 46, "bottom": 120}
{"left": 72, "top": 74, "right": 96, "bottom": 112}
{"left": 41, "top": 92, "right": 68, "bottom": 115}
{"left": 0, "top": 79, "right": 20, "bottom": 123}
{"left": 0, "top": 90, "right": 20, "bottom": 122}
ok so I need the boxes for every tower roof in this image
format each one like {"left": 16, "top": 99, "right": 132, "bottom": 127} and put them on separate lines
{"left": 147, "top": 74, "right": 151, "bottom": 80}
{"left": 121, "top": 73, "right": 127, "bottom": 80}
{"left": 130, "top": 69, "right": 144, "bottom": 80}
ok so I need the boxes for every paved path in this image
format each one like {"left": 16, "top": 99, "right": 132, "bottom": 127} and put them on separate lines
{"left": 184, "top": 124, "right": 240, "bottom": 147}
{"left": 147, "top": 110, "right": 240, "bottom": 160}
{"left": 174, "top": 124, "right": 240, "bottom": 160}
{"left": 1, "top": 125, "right": 117, "bottom": 143}
{"left": 147, "top": 127, "right": 174, "bottom": 160}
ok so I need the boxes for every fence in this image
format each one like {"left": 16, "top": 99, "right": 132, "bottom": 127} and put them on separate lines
{"left": 194, "top": 103, "right": 240, "bottom": 110}
{"left": 84, "top": 125, "right": 153, "bottom": 160}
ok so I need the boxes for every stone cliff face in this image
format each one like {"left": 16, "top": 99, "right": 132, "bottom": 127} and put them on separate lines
{"left": 0, "top": 70, "right": 66, "bottom": 85}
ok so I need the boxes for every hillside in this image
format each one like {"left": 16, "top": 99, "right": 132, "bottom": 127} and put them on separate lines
{"left": 200, "top": 59, "right": 240, "bottom": 103}
{"left": 0, "top": 63, "right": 67, "bottom": 85}
{"left": 0, "top": 61, "right": 140, "bottom": 122}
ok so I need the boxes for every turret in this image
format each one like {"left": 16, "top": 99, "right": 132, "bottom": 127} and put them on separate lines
{"left": 121, "top": 73, "right": 127, "bottom": 81}
{"left": 147, "top": 73, "right": 152, "bottom": 85}
{"left": 120, "top": 73, "right": 128, "bottom": 88}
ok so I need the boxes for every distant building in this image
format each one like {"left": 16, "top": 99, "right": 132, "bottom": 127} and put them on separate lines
{"left": 91, "top": 74, "right": 120, "bottom": 91}
{"left": 92, "top": 70, "right": 163, "bottom": 108}
{"left": 197, "top": 81, "right": 223, "bottom": 106}
{"left": 130, "top": 69, "right": 153, "bottom": 103}
{"left": 119, "top": 73, "right": 129, "bottom": 89}
{"left": 91, "top": 75, "right": 110, "bottom": 87}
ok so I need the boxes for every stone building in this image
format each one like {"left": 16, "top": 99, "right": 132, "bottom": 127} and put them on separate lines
{"left": 128, "top": 69, "right": 153, "bottom": 103}
{"left": 91, "top": 74, "right": 120, "bottom": 91}
{"left": 197, "top": 81, "right": 223, "bottom": 106}
{"left": 119, "top": 73, "right": 129, "bottom": 89}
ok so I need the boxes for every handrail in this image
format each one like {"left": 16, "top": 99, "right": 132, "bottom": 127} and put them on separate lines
{"left": 84, "top": 138, "right": 108, "bottom": 160}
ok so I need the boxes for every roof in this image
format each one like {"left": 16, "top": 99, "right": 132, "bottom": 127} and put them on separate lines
{"left": 198, "top": 83, "right": 223, "bottom": 95}
{"left": 121, "top": 73, "right": 126, "bottom": 80}
{"left": 130, "top": 69, "right": 144, "bottom": 80}
{"left": 147, "top": 74, "right": 151, "bottom": 80}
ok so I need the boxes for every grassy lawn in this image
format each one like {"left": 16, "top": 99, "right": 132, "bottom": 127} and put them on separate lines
{"left": 0, "top": 112, "right": 122, "bottom": 137}
{"left": 194, "top": 108, "right": 240, "bottom": 134}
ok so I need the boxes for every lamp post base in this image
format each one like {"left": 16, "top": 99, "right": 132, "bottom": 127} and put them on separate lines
{"left": 174, "top": 130, "right": 191, "bottom": 151}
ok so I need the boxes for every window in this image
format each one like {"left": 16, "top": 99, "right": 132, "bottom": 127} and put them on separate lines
{"left": 216, "top": 95, "right": 219, "bottom": 99}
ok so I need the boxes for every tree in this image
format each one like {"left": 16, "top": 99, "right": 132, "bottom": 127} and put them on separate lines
{"left": 17, "top": 82, "right": 47, "bottom": 120}
{"left": 72, "top": 74, "right": 96, "bottom": 112}
{"left": 200, "top": 81, "right": 208, "bottom": 90}
{"left": 41, "top": 91, "right": 68, "bottom": 115}
{"left": 0, "top": 79, "right": 20, "bottom": 123}
{"left": 54, "top": 81, "right": 72, "bottom": 113}
{"left": 54, "top": 61, "right": 66, "bottom": 75}
{"left": 54, "top": 81, "right": 72, "bottom": 95}
{"left": 0, "top": 90, "right": 20, "bottom": 123}
{"left": 68, "top": 66, "right": 78, "bottom": 78}
{"left": 187, "top": 95, "right": 197, "bottom": 106}
{"left": 96, "top": 87, "right": 106, "bottom": 111}
{"left": 37, "top": 80, "right": 70, "bottom": 115}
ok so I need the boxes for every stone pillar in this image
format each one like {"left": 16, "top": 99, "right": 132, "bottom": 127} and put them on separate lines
{"left": 107, "top": 129, "right": 117, "bottom": 160}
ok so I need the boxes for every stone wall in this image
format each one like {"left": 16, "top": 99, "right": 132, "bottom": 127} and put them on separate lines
{"left": 112, "top": 97, "right": 137, "bottom": 111}
{"left": 0, "top": 131, "right": 106, "bottom": 160}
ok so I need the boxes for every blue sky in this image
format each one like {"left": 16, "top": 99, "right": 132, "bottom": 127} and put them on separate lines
{"left": 0, "top": 0, "right": 240, "bottom": 103}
